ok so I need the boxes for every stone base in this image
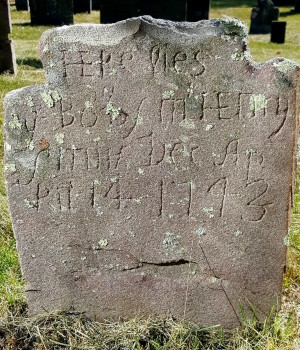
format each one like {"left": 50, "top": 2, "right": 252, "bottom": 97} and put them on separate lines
{"left": 0, "top": 39, "right": 16, "bottom": 74}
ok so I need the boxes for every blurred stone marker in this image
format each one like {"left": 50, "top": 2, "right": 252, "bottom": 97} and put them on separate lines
{"left": 73, "top": 0, "right": 91, "bottom": 14}
{"left": 272, "top": 0, "right": 294, "bottom": 5}
{"left": 271, "top": 21, "right": 286, "bottom": 43}
{"left": 0, "top": 0, "right": 16, "bottom": 74}
{"left": 138, "top": 0, "right": 187, "bottom": 21}
{"left": 92, "top": 0, "right": 100, "bottom": 10}
{"left": 187, "top": 0, "right": 210, "bottom": 21}
{"left": 15, "top": 0, "right": 29, "bottom": 11}
{"left": 4, "top": 17, "right": 300, "bottom": 328}
{"left": 28, "top": 0, "right": 73, "bottom": 25}
{"left": 16, "top": 0, "right": 29, "bottom": 11}
{"left": 100, "top": 0, "right": 187, "bottom": 23}
{"left": 100, "top": 0, "right": 137, "bottom": 23}
{"left": 249, "top": 0, "right": 279, "bottom": 34}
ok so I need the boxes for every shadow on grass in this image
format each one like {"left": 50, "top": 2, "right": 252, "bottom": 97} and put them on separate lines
{"left": 16, "top": 58, "right": 43, "bottom": 69}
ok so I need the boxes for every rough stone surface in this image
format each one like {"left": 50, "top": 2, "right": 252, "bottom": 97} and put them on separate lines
{"left": 4, "top": 17, "right": 300, "bottom": 328}
{"left": 73, "top": 0, "right": 91, "bottom": 14}
{"left": 28, "top": 0, "right": 73, "bottom": 25}
{"left": 15, "top": 0, "right": 29, "bottom": 11}
{"left": 249, "top": 0, "right": 279, "bottom": 34}
{"left": 0, "top": 0, "right": 16, "bottom": 74}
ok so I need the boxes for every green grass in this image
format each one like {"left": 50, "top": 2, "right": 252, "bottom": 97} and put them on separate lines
{"left": 0, "top": 2, "right": 299, "bottom": 349}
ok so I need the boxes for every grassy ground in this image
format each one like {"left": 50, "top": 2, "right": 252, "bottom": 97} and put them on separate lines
{"left": 0, "top": 2, "right": 299, "bottom": 349}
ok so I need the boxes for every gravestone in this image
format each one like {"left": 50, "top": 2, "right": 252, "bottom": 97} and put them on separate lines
{"left": 4, "top": 17, "right": 300, "bottom": 328}
{"left": 28, "top": 0, "right": 73, "bottom": 25}
{"left": 100, "top": 0, "right": 187, "bottom": 23}
{"left": 249, "top": 0, "right": 279, "bottom": 34}
{"left": 100, "top": 0, "right": 138, "bottom": 23}
{"left": 92, "top": 0, "right": 101, "bottom": 10}
{"left": 272, "top": 0, "right": 294, "bottom": 5}
{"left": 0, "top": 0, "right": 16, "bottom": 74}
{"left": 73, "top": 0, "right": 91, "bottom": 14}
{"left": 271, "top": 21, "right": 286, "bottom": 43}
{"left": 187, "top": 0, "right": 210, "bottom": 21}
{"left": 15, "top": 0, "right": 29, "bottom": 11}
{"left": 138, "top": 0, "right": 187, "bottom": 21}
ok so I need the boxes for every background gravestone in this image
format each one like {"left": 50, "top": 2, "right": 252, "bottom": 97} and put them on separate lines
{"left": 249, "top": 0, "right": 279, "bottom": 34}
{"left": 73, "top": 0, "right": 91, "bottom": 14}
{"left": 4, "top": 17, "right": 300, "bottom": 328}
{"left": 187, "top": 0, "right": 210, "bottom": 21}
{"left": 0, "top": 0, "right": 16, "bottom": 74}
{"left": 15, "top": 0, "right": 29, "bottom": 11}
{"left": 272, "top": 0, "right": 294, "bottom": 5}
{"left": 100, "top": 0, "right": 187, "bottom": 23}
{"left": 28, "top": 0, "right": 73, "bottom": 25}
{"left": 92, "top": 0, "right": 100, "bottom": 10}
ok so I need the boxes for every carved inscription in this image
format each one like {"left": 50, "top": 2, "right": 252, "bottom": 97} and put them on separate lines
{"left": 9, "top": 88, "right": 289, "bottom": 224}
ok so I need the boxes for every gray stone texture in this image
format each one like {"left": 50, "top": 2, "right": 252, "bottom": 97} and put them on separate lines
{"left": 0, "top": 0, "right": 16, "bottom": 74}
{"left": 15, "top": 0, "right": 29, "bottom": 11}
{"left": 249, "top": 0, "right": 279, "bottom": 34}
{"left": 4, "top": 18, "right": 300, "bottom": 328}
{"left": 28, "top": 0, "right": 73, "bottom": 25}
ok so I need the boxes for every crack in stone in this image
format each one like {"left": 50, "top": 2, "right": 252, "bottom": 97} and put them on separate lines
{"left": 199, "top": 242, "right": 241, "bottom": 325}
{"left": 140, "top": 259, "right": 198, "bottom": 267}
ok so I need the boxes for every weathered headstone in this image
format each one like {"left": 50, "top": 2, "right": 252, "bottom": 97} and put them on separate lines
{"left": 249, "top": 0, "right": 279, "bottom": 34}
{"left": 15, "top": 0, "right": 29, "bottom": 11}
{"left": 73, "top": 0, "right": 91, "bottom": 14}
{"left": 4, "top": 17, "right": 300, "bottom": 328}
{"left": 28, "top": 0, "right": 73, "bottom": 25}
{"left": 271, "top": 21, "right": 286, "bottom": 43}
{"left": 0, "top": 0, "right": 16, "bottom": 74}
{"left": 187, "top": 0, "right": 210, "bottom": 21}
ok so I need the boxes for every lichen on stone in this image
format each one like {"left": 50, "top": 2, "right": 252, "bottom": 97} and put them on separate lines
{"left": 163, "top": 232, "right": 181, "bottom": 251}
{"left": 55, "top": 133, "right": 65, "bottom": 144}
{"left": 25, "top": 96, "right": 34, "bottom": 107}
{"left": 24, "top": 199, "right": 37, "bottom": 209}
{"left": 41, "top": 90, "right": 61, "bottom": 108}
{"left": 85, "top": 101, "right": 93, "bottom": 109}
{"left": 106, "top": 101, "right": 121, "bottom": 120}
{"left": 250, "top": 94, "right": 267, "bottom": 114}
{"left": 98, "top": 238, "right": 108, "bottom": 247}
{"left": 9, "top": 114, "right": 22, "bottom": 130}
{"left": 203, "top": 207, "right": 214, "bottom": 219}
{"left": 179, "top": 119, "right": 195, "bottom": 130}
{"left": 5, "top": 163, "right": 16, "bottom": 172}
{"left": 196, "top": 226, "right": 206, "bottom": 237}
{"left": 273, "top": 60, "right": 298, "bottom": 73}
{"left": 162, "top": 90, "right": 175, "bottom": 99}
{"left": 221, "top": 18, "right": 248, "bottom": 40}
